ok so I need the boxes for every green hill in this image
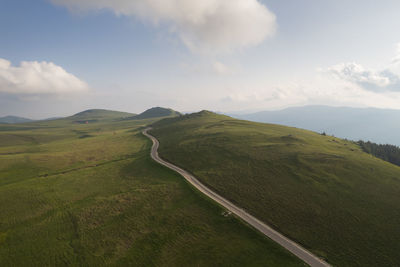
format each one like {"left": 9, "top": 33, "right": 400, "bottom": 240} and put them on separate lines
{"left": 0, "top": 116, "right": 33, "bottom": 124}
{"left": 0, "top": 116, "right": 302, "bottom": 266}
{"left": 128, "top": 107, "right": 181, "bottom": 120}
{"left": 69, "top": 109, "right": 135, "bottom": 123}
{"left": 151, "top": 111, "right": 400, "bottom": 266}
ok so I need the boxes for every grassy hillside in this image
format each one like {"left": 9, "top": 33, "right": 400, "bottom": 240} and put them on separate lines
{"left": 151, "top": 111, "right": 400, "bottom": 266}
{"left": 0, "top": 117, "right": 302, "bottom": 266}
{"left": 128, "top": 107, "right": 181, "bottom": 120}
{"left": 0, "top": 116, "right": 33, "bottom": 124}
{"left": 69, "top": 109, "right": 135, "bottom": 123}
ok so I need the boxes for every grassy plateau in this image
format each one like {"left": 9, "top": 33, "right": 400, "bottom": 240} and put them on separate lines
{"left": 0, "top": 110, "right": 303, "bottom": 266}
{"left": 151, "top": 111, "right": 400, "bottom": 266}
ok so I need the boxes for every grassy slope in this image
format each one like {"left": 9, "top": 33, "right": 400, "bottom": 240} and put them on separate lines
{"left": 128, "top": 107, "right": 181, "bottom": 120}
{"left": 0, "top": 116, "right": 302, "bottom": 266}
{"left": 151, "top": 111, "right": 400, "bottom": 267}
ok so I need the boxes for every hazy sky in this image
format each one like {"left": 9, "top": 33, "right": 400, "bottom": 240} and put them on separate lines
{"left": 1, "top": 0, "right": 400, "bottom": 118}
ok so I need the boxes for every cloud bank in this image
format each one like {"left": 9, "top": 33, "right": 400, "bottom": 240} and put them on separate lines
{"left": 325, "top": 42, "right": 400, "bottom": 93}
{"left": 327, "top": 62, "right": 400, "bottom": 92}
{"left": 50, "top": 0, "right": 276, "bottom": 53}
{"left": 0, "top": 58, "right": 89, "bottom": 95}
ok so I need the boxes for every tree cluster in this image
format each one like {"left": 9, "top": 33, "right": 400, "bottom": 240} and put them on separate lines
{"left": 358, "top": 141, "right": 400, "bottom": 167}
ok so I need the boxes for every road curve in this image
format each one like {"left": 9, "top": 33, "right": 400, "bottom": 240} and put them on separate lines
{"left": 143, "top": 128, "right": 330, "bottom": 267}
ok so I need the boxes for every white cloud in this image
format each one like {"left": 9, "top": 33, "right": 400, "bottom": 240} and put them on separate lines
{"left": 50, "top": 0, "right": 276, "bottom": 53}
{"left": 392, "top": 42, "right": 400, "bottom": 65}
{"left": 0, "top": 58, "right": 89, "bottom": 95}
{"left": 212, "top": 61, "right": 234, "bottom": 75}
{"left": 325, "top": 43, "right": 400, "bottom": 93}
{"left": 327, "top": 62, "right": 400, "bottom": 92}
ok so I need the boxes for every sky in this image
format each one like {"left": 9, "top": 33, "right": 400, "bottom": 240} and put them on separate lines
{"left": 1, "top": 0, "right": 400, "bottom": 118}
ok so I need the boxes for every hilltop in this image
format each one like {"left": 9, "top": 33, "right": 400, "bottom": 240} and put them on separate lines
{"left": 70, "top": 109, "right": 135, "bottom": 123}
{"left": 151, "top": 111, "right": 400, "bottom": 266}
{"left": 0, "top": 116, "right": 33, "bottom": 124}
{"left": 128, "top": 107, "right": 181, "bottom": 120}
{"left": 0, "top": 108, "right": 179, "bottom": 125}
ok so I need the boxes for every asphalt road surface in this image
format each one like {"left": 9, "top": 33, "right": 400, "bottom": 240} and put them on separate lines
{"left": 143, "top": 128, "right": 330, "bottom": 267}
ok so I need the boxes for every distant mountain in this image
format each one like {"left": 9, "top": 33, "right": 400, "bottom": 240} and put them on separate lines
{"left": 70, "top": 109, "right": 135, "bottom": 123}
{"left": 0, "top": 116, "right": 33, "bottom": 124}
{"left": 234, "top": 105, "right": 400, "bottom": 146}
{"left": 128, "top": 107, "right": 181, "bottom": 120}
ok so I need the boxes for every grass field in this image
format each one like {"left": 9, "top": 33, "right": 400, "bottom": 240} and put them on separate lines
{"left": 0, "top": 112, "right": 303, "bottom": 266}
{"left": 151, "top": 111, "right": 400, "bottom": 266}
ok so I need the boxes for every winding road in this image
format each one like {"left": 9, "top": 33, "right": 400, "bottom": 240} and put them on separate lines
{"left": 143, "top": 128, "right": 330, "bottom": 267}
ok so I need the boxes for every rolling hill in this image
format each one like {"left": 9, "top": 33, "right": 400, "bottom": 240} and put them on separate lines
{"left": 0, "top": 116, "right": 33, "bottom": 124}
{"left": 151, "top": 111, "right": 400, "bottom": 266}
{"left": 0, "top": 110, "right": 302, "bottom": 266}
{"left": 234, "top": 105, "right": 400, "bottom": 146}
{"left": 70, "top": 109, "right": 135, "bottom": 123}
{"left": 128, "top": 107, "right": 181, "bottom": 120}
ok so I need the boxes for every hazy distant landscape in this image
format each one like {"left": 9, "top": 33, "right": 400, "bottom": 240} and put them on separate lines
{"left": 0, "top": 116, "right": 33, "bottom": 124}
{"left": 234, "top": 105, "right": 400, "bottom": 146}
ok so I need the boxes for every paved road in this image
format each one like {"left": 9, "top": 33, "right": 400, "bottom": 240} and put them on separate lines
{"left": 143, "top": 128, "right": 330, "bottom": 267}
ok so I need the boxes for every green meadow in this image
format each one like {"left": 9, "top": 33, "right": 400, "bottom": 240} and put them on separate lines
{"left": 0, "top": 111, "right": 303, "bottom": 266}
{"left": 151, "top": 111, "right": 400, "bottom": 267}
